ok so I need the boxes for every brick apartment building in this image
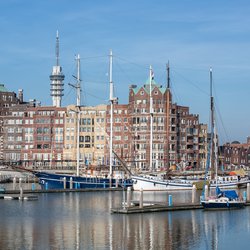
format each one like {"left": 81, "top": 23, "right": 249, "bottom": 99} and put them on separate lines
{"left": 0, "top": 84, "right": 23, "bottom": 161}
{"left": 0, "top": 79, "right": 211, "bottom": 172}
{"left": 3, "top": 105, "right": 66, "bottom": 169}
{"left": 222, "top": 137, "right": 250, "bottom": 169}
{"left": 128, "top": 78, "right": 207, "bottom": 171}
{"left": 105, "top": 103, "right": 131, "bottom": 167}
{"left": 128, "top": 80, "right": 171, "bottom": 170}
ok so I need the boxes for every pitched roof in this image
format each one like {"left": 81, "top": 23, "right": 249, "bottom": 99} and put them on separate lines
{"left": 131, "top": 77, "right": 167, "bottom": 95}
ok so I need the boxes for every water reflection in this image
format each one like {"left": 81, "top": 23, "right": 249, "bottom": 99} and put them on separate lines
{"left": 0, "top": 190, "right": 250, "bottom": 249}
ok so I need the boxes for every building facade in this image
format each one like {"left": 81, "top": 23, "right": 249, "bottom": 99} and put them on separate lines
{"left": 128, "top": 79, "right": 206, "bottom": 171}
{"left": 222, "top": 139, "right": 250, "bottom": 169}
{"left": 105, "top": 103, "right": 131, "bottom": 168}
{"left": 0, "top": 84, "right": 22, "bottom": 162}
{"left": 128, "top": 80, "right": 170, "bottom": 171}
{"left": 1, "top": 77, "right": 212, "bottom": 172}
{"left": 2, "top": 105, "right": 66, "bottom": 169}
{"left": 63, "top": 104, "right": 107, "bottom": 170}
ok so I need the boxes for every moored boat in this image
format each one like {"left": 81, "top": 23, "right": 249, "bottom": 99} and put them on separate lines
{"left": 132, "top": 173, "right": 194, "bottom": 191}
{"left": 209, "top": 175, "right": 250, "bottom": 189}
{"left": 201, "top": 68, "right": 246, "bottom": 209}
{"left": 35, "top": 171, "right": 132, "bottom": 189}
{"left": 201, "top": 187, "right": 245, "bottom": 209}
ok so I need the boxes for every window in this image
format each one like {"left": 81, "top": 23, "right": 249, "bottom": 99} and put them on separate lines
{"left": 8, "top": 128, "right": 15, "bottom": 133}
{"left": 37, "top": 128, "right": 43, "bottom": 134}
{"left": 85, "top": 136, "right": 91, "bottom": 142}
{"left": 8, "top": 136, "right": 14, "bottom": 141}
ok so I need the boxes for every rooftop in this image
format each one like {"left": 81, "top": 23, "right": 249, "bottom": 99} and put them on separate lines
{"left": 131, "top": 78, "right": 167, "bottom": 95}
{"left": 0, "top": 84, "right": 9, "bottom": 92}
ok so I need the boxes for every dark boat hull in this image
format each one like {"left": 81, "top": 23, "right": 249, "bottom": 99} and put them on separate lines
{"left": 34, "top": 172, "right": 133, "bottom": 190}
{"left": 201, "top": 200, "right": 245, "bottom": 209}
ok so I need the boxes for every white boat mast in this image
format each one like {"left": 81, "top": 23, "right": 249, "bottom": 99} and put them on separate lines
{"left": 149, "top": 65, "right": 153, "bottom": 171}
{"left": 109, "top": 50, "right": 114, "bottom": 178}
{"left": 76, "top": 54, "right": 81, "bottom": 177}
{"left": 76, "top": 54, "right": 81, "bottom": 108}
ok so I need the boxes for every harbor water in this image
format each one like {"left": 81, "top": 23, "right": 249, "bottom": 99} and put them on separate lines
{"left": 0, "top": 185, "right": 250, "bottom": 249}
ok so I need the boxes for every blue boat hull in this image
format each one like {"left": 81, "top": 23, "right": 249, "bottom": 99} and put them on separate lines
{"left": 34, "top": 172, "right": 133, "bottom": 190}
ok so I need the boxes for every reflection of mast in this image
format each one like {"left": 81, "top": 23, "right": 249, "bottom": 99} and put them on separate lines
{"left": 75, "top": 194, "right": 80, "bottom": 250}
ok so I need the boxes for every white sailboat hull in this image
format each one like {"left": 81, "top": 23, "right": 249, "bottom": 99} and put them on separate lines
{"left": 132, "top": 175, "right": 193, "bottom": 191}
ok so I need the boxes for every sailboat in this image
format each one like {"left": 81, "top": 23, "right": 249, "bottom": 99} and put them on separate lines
{"left": 201, "top": 68, "right": 246, "bottom": 209}
{"left": 131, "top": 65, "right": 194, "bottom": 191}
{"left": 34, "top": 52, "right": 132, "bottom": 190}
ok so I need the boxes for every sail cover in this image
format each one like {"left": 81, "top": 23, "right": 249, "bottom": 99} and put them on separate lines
{"left": 216, "top": 187, "right": 238, "bottom": 199}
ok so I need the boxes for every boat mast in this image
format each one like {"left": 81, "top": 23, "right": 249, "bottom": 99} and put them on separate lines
{"left": 76, "top": 54, "right": 81, "bottom": 176}
{"left": 210, "top": 68, "right": 216, "bottom": 183}
{"left": 166, "top": 62, "right": 170, "bottom": 171}
{"left": 167, "top": 61, "right": 170, "bottom": 89}
{"left": 109, "top": 50, "right": 114, "bottom": 179}
{"left": 149, "top": 65, "right": 153, "bottom": 171}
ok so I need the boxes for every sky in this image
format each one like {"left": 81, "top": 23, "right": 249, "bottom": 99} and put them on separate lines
{"left": 0, "top": 0, "right": 250, "bottom": 144}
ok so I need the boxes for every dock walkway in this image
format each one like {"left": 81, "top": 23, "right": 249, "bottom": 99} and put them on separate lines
{"left": 111, "top": 200, "right": 250, "bottom": 214}
{"left": 112, "top": 201, "right": 203, "bottom": 214}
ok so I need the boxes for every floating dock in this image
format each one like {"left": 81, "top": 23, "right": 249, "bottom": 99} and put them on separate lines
{"left": 0, "top": 187, "right": 126, "bottom": 201}
{"left": 111, "top": 200, "right": 250, "bottom": 214}
{"left": 112, "top": 201, "right": 203, "bottom": 214}
{"left": 2, "top": 187, "right": 124, "bottom": 195}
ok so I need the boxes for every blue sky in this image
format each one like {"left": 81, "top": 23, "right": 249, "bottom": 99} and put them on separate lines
{"left": 0, "top": 0, "right": 250, "bottom": 144}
